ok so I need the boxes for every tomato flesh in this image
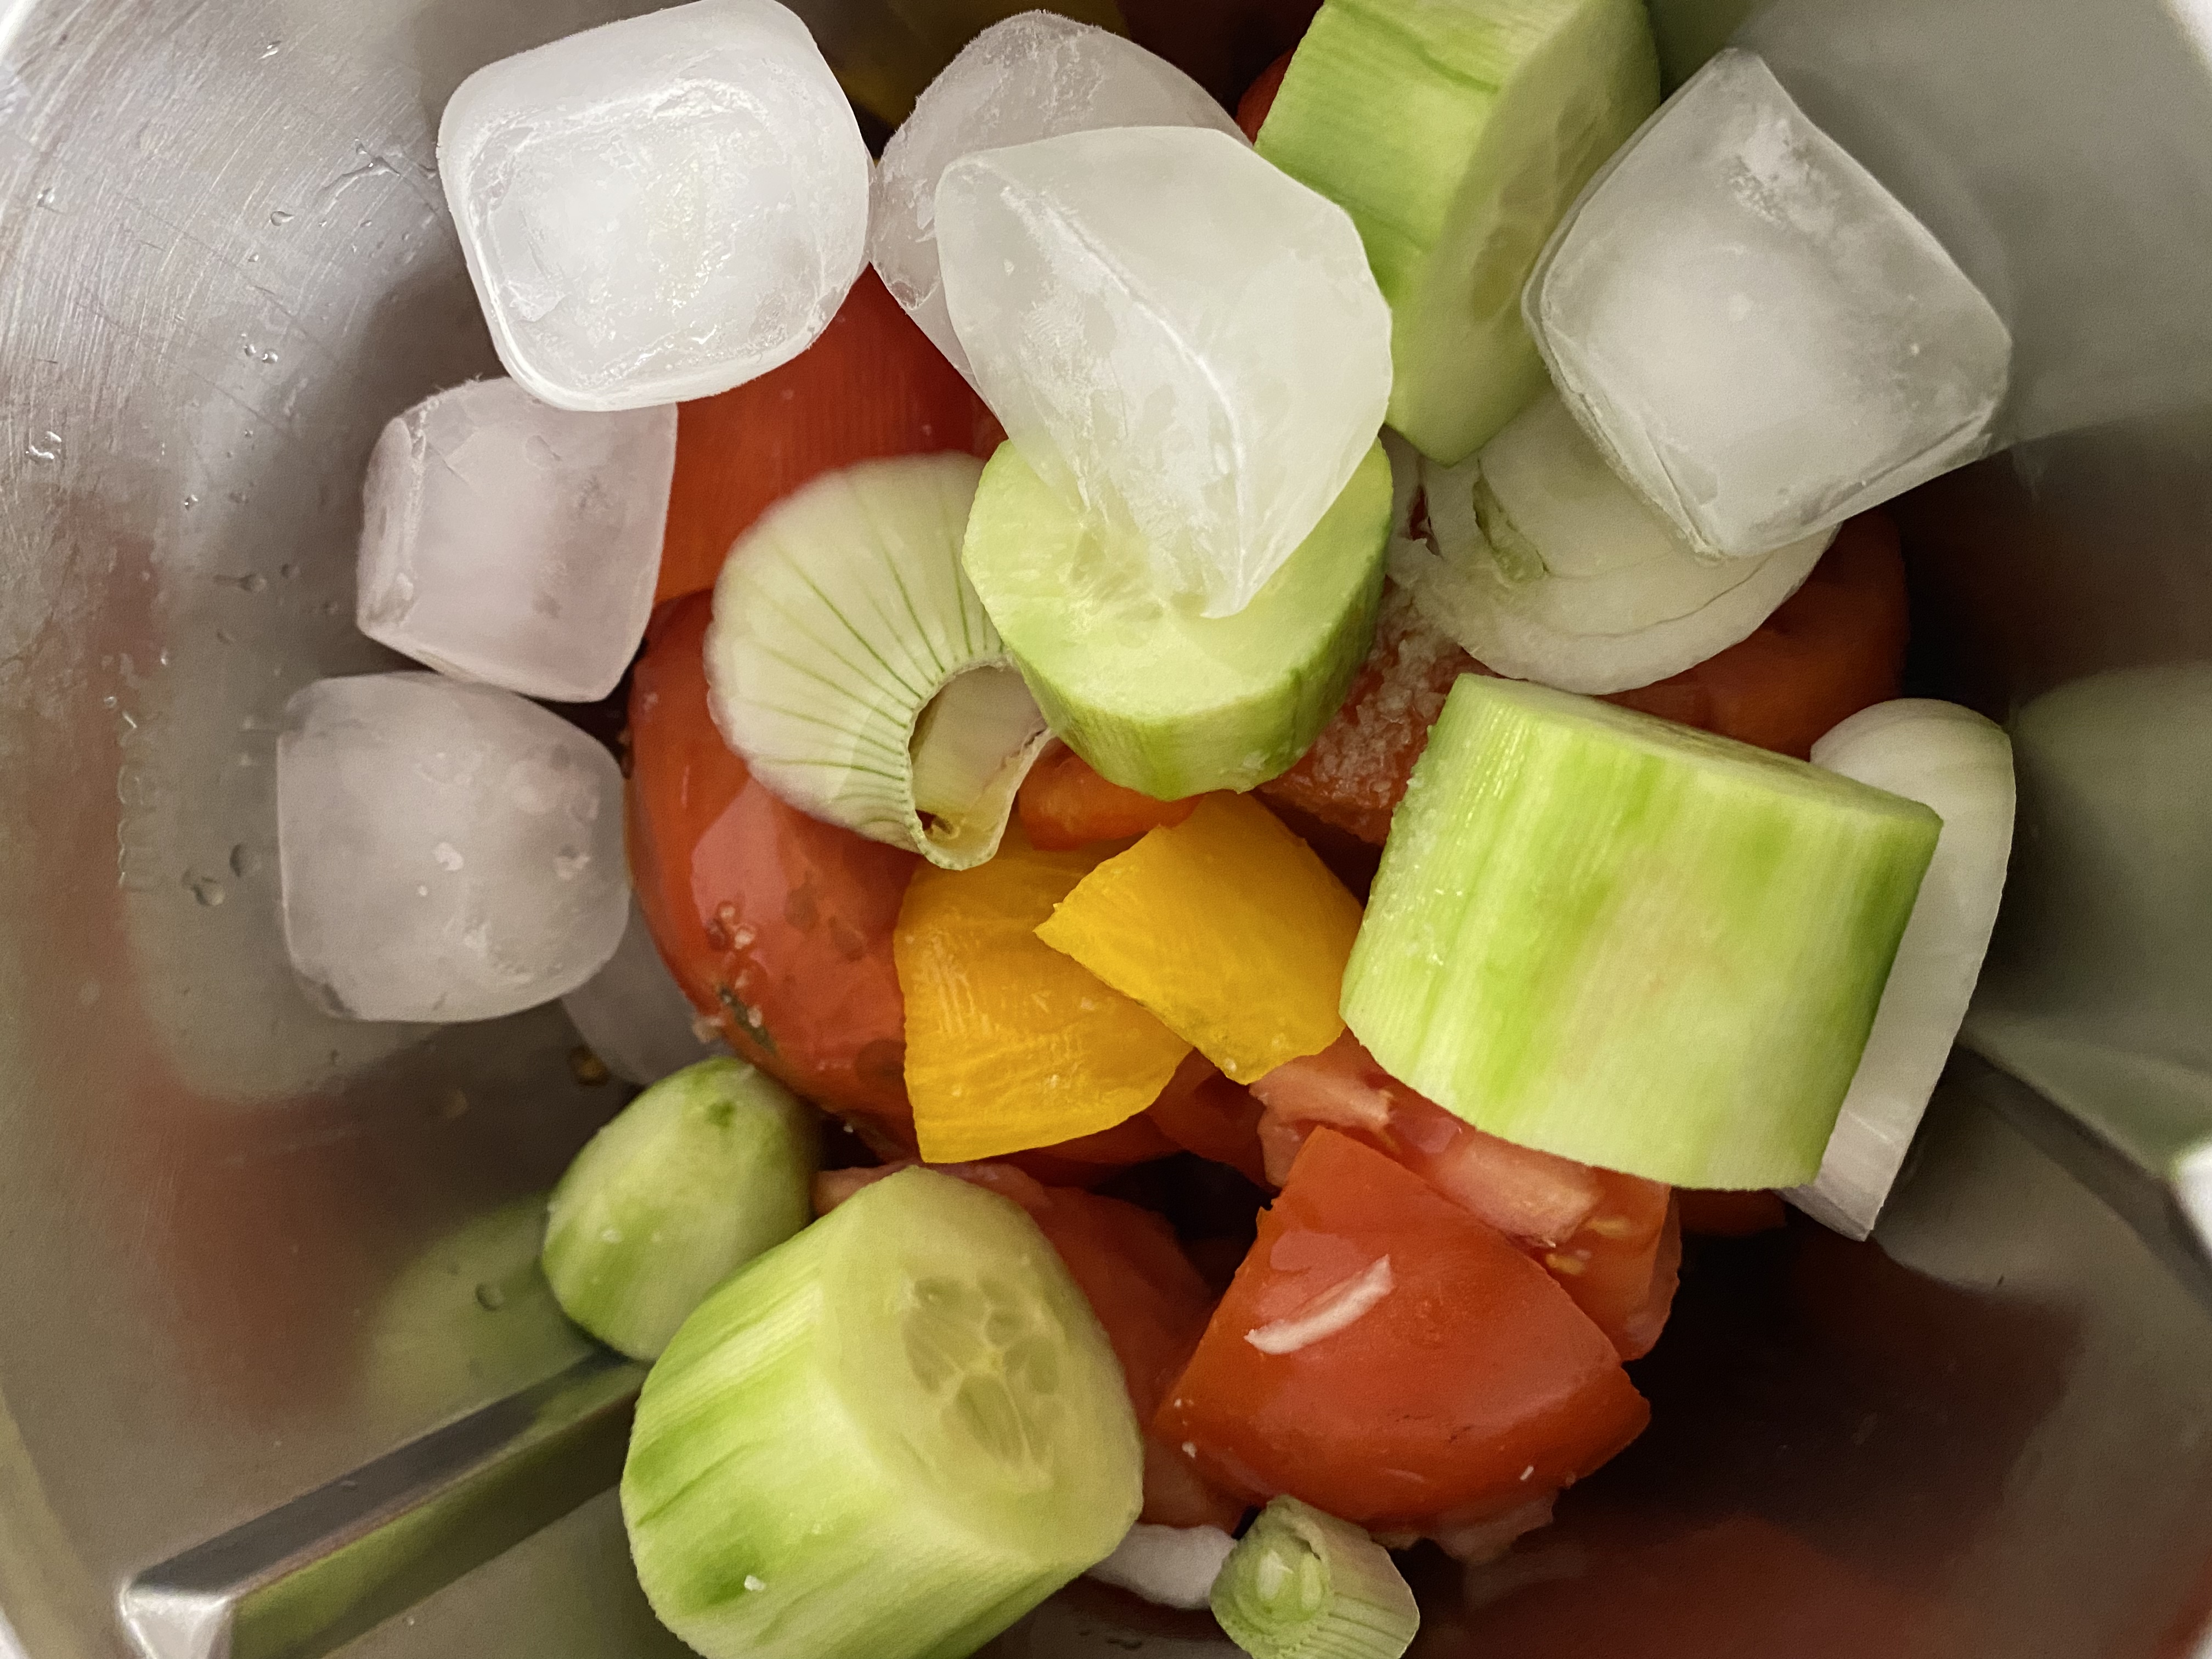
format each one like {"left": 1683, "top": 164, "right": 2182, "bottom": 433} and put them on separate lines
{"left": 1015, "top": 742, "right": 1199, "bottom": 850}
{"left": 1237, "top": 48, "right": 1294, "bottom": 139}
{"left": 815, "top": 1160, "right": 1244, "bottom": 1530}
{"left": 1145, "top": 1051, "right": 1270, "bottom": 1187}
{"left": 1156, "top": 1128, "right": 1649, "bottom": 1530}
{"left": 1250, "top": 1035, "right": 1679, "bottom": 1360}
{"left": 654, "top": 269, "right": 1002, "bottom": 605}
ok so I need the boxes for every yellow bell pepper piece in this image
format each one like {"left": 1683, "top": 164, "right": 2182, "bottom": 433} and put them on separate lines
{"left": 898, "top": 832, "right": 1190, "bottom": 1163}
{"left": 1035, "top": 793, "right": 1363, "bottom": 1083}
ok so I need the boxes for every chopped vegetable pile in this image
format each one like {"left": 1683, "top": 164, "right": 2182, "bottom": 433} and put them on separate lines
{"left": 270, "top": 0, "right": 2030, "bottom": 1653}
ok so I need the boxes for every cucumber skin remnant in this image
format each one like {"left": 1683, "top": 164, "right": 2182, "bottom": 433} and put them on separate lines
{"left": 622, "top": 1169, "right": 1141, "bottom": 1659}
{"left": 1259, "top": 0, "right": 1660, "bottom": 464}
{"left": 542, "top": 1057, "right": 815, "bottom": 1362}
{"left": 1345, "top": 677, "right": 1941, "bottom": 1189}
{"left": 963, "top": 441, "right": 1392, "bottom": 801}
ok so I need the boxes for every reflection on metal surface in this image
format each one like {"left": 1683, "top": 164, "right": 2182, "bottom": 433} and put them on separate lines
{"left": 120, "top": 1353, "right": 641, "bottom": 1659}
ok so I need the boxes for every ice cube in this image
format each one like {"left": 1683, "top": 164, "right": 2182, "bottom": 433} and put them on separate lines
{"left": 870, "top": 12, "right": 1244, "bottom": 386}
{"left": 439, "top": 0, "right": 871, "bottom": 412}
{"left": 1526, "top": 48, "right": 2012, "bottom": 561}
{"left": 357, "top": 379, "right": 675, "bottom": 702}
{"left": 561, "top": 898, "right": 726, "bottom": 1086}
{"left": 278, "top": 674, "right": 628, "bottom": 1023}
{"left": 936, "top": 125, "right": 1392, "bottom": 618}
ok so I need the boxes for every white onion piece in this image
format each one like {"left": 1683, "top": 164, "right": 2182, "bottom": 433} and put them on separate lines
{"left": 1086, "top": 1522, "right": 1237, "bottom": 1610}
{"left": 1245, "top": 1256, "right": 1395, "bottom": 1355}
{"left": 706, "top": 454, "right": 1051, "bottom": 871}
{"left": 1788, "top": 700, "right": 2016, "bottom": 1238}
{"left": 1399, "top": 392, "right": 1832, "bottom": 695}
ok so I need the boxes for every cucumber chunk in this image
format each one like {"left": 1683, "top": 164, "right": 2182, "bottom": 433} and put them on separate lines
{"left": 1257, "top": 0, "right": 1659, "bottom": 464}
{"left": 623, "top": 1167, "right": 1142, "bottom": 1659}
{"left": 962, "top": 440, "right": 1391, "bottom": 799}
{"left": 1344, "top": 677, "right": 1940, "bottom": 1188}
{"left": 543, "top": 1058, "right": 815, "bottom": 1361}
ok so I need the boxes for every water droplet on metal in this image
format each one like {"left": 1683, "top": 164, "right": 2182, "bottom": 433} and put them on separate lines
{"left": 432, "top": 840, "right": 464, "bottom": 872}
{"left": 569, "top": 1046, "right": 612, "bottom": 1087}
{"left": 187, "top": 874, "right": 225, "bottom": 907}
{"left": 268, "top": 208, "right": 294, "bottom": 226}
{"left": 228, "top": 843, "right": 257, "bottom": 878}
{"left": 473, "top": 1282, "right": 507, "bottom": 1312}
{"left": 25, "top": 431, "right": 60, "bottom": 462}
{"left": 279, "top": 562, "right": 299, "bottom": 580}
{"left": 33, "top": 186, "right": 57, "bottom": 210}
{"left": 235, "top": 572, "right": 267, "bottom": 593}
{"left": 100, "top": 694, "right": 116, "bottom": 709}
{"left": 435, "top": 1087, "right": 469, "bottom": 1121}
{"left": 182, "top": 493, "right": 199, "bottom": 508}
{"left": 259, "top": 39, "right": 282, "bottom": 59}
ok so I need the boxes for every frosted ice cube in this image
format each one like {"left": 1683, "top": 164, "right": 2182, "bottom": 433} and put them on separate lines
{"left": 870, "top": 12, "right": 1243, "bottom": 386}
{"left": 357, "top": 379, "right": 675, "bottom": 703}
{"left": 937, "top": 126, "right": 1392, "bottom": 618}
{"left": 439, "top": 0, "right": 871, "bottom": 412}
{"left": 1527, "top": 48, "right": 2012, "bottom": 561}
{"left": 561, "top": 898, "right": 726, "bottom": 1086}
{"left": 278, "top": 674, "right": 628, "bottom": 1023}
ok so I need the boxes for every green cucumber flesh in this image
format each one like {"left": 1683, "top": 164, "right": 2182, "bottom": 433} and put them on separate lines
{"left": 1259, "top": 0, "right": 1659, "bottom": 464}
{"left": 542, "top": 1058, "right": 815, "bottom": 1361}
{"left": 962, "top": 440, "right": 1391, "bottom": 800}
{"left": 623, "top": 1167, "right": 1141, "bottom": 1659}
{"left": 1344, "top": 676, "right": 1940, "bottom": 1188}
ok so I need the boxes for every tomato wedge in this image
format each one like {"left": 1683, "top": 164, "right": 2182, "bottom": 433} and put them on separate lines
{"left": 816, "top": 1160, "right": 1245, "bottom": 1530}
{"left": 1015, "top": 742, "right": 1199, "bottom": 850}
{"left": 1145, "top": 1051, "right": 1269, "bottom": 1187}
{"left": 654, "top": 269, "right": 1002, "bottom": 605}
{"left": 1263, "top": 513, "right": 1909, "bottom": 845}
{"left": 628, "top": 594, "right": 921, "bottom": 1147}
{"left": 1156, "top": 1128, "right": 1649, "bottom": 1531}
{"left": 1250, "top": 1034, "right": 1679, "bottom": 1360}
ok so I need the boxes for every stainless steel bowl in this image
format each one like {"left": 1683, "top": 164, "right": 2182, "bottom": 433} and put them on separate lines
{"left": 1, "top": 0, "right": 2208, "bottom": 1655}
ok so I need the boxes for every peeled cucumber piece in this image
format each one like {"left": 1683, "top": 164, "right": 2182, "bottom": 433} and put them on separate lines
{"left": 1398, "top": 392, "right": 1834, "bottom": 694}
{"left": 708, "top": 454, "right": 1052, "bottom": 871}
{"left": 1344, "top": 676, "right": 1940, "bottom": 1188}
{"left": 623, "top": 1168, "right": 1141, "bottom": 1659}
{"left": 1257, "top": 0, "right": 1659, "bottom": 463}
{"left": 543, "top": 1058, "right": 815, "bottom": 1361}
{"left": 962, "top": 440, "right": 1391, "bottom": 799}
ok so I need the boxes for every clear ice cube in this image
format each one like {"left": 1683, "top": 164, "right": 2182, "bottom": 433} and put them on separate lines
{"left": 1526, "top": 48, "right": 2012, "bottom": 561}
{"left": 937, "top": 125, "right": 1392, "bottom": 618}
{"left": 561, "top": 898, "right": 726, "bottom": 1086}
{"left": 870, "top": 12, "right": 1243, "bottom": 386}
{"left": 439, "top": 0, "right": 871, "bottom": 412}
{"left": 278, "top": 674, "right": 628, "bottom": 1023}
{"left": 357, "top": 379, "right": 675, "bottom": 702}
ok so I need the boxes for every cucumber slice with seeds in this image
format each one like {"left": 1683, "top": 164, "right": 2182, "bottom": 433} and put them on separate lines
{"left": 962, "top": 439, "right": 1391, "bottom": 800}
{"left": 623, "top": 1167, "right": 1141, "bottom": 1659}
{"left": 707, "top": 453, "right": 1052, "bottom": 871}
{"left": 542, "top": 1057, "right": 815, "bottom": 1361}
{"left": 1345, "top": 676, "right": 1940, "bottom": 1188}
{"left": 1258, "top": 0, "right": 1660, "bottom": 463}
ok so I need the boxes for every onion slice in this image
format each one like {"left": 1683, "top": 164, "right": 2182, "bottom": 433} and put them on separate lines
{"left": 706, "top": 454, "right": 1051, "bottom": 870}
{"left": 1245, "top": 1256, "right": 1395, "bottom": 1355}
{"left": 1395, "top": 392, "right": 1832, "bottom": 695}
{"left": 1086, "top": 1522, "right": 1237, "bottom": 1611}
{"left": 1789, "top": 699, "right": 2016, "bottom": 1238}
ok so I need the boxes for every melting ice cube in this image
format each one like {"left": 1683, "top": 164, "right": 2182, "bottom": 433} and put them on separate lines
{"left": 278, "top": 674, "right": 628, "bottom": 1023}
{"left": 870, "top": 12, "right": 1243, "bottom": 385}
{"left": 937, "top": 125, "right": 1392, "bottom": 618}
{"left": 1526, "top": 48, "right": 2012, "bottom": 561}
{"left": 439, "top": 0, "right": 870, "bottom": 411}
{"left": 357, "top": 379, "right": 675, "bottom": 702}
{"left": 561, "top": 898, "right": 726, "bottom": 1086}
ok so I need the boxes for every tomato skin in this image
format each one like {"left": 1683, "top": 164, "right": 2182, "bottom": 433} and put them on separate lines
{"left": 1015, "top": 743, "right": 1199, "bottom": 850}
{"left": 814, "top": 1160, "right": 1244, "bottom": 1530}
{"left": 1237, "top": 49, "right": 1294, "bottom": 140}
{"left": 654, "top": 270, "right": 1002, "bottom": 605}
{"left": 628, "top": 595, "right": 921, "bottom": 1147}
{"left": 1155, "top": 1129, "right": 1649, "bottom": 1531}
{"left": 1265, "top": 513, "right": 1909, "bottom": 845}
